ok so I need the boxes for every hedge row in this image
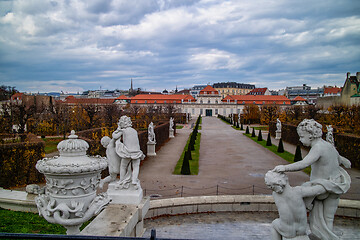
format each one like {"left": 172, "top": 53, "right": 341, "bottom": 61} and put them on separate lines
{"left": 269, "top": 121, "right": 360, "bottom": 169}
{"left": 0, "top": 139, "right": 45, "bottom": 188}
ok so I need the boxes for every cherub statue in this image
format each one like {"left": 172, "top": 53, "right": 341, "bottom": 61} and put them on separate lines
{"left": 99, "top": 136, "right": 131, "bottom": 189}
{"left": 273, "top": 119, "right": 351, "bottom": 240}
{"left": 112, "top": 116, "right": 145, "bottom": 190}
{"left": 148, "top": 122, "right": 156, "bottom": 144}
{"left": 265, "top": 170, "right": 326, "bottom": 240}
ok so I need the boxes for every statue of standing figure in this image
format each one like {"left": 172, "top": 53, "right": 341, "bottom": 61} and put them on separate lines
{"left": 272, "top": 119, "right": 351, "bottom": 240}
{"left": 169, "top": 117, "right": 174, "bottom": 130}
{"left": 148, "top": 122, "right": 156, "bottom": 144}
{"left": 276, "top": 118, "right": 282, "bottom": 132}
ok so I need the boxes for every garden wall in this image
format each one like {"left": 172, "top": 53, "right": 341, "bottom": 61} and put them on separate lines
{"left": 269, "top": 121, "right": 360, "bottom": 169}
{"left": 0, "top": 135, "right": 45, "bottom": 188}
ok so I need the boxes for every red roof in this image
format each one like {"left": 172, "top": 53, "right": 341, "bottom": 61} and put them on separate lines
{"left": 130, "top": 94, "right": 196, "bottom": 104}
{"left": 116, "top": 95, "right": 129, "bottom": 100}
{"left": 222, "top": 95, "right": 291, "bottom": 105}
{"left": 199, "top": 85, "right": 219, "bottom": 95}
{"left": 63, "top": 97, "right": 116, "bottom": 104}
{"left": 324, "top": 87, "right": 342, "bottom": 94}
{"left": 293, "top": 96, "right": 307, "bottom": 101}
{"left": 11, "top": 92, "right": 24, "bottom": 100}
{"left": 247, "top": 88, "right": 268, "bottom": 95}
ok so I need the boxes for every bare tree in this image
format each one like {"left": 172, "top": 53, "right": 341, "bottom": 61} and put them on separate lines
{"left": 81, "top": 104, "right": 100, "bottom": 129}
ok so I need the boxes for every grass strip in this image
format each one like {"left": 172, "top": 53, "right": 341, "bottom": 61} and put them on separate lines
{"left": 243, "top": 133, "right": 311, "bottom": 175}
{"left": 173, "top": 133, "right": 201, "bottom": 175}
{"left": 43, "top": 137, "right": 63, "bottom": 154}
{"left": 176, "top": 125, "right": 184, "bottom": 129}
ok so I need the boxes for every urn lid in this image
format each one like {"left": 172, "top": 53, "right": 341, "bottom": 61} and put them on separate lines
{"left": 57, "top": 130, "right": 89, "bottom": 157}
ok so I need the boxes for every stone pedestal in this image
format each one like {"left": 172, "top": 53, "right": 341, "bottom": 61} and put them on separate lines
{"left": 169, "top": 129, "right": 174, "bottom": 138}
{"left": 107, "top": 182, "right": 143, "bottom": 205}
{"left": 147, "top": 142, "right": 156, "bottom": 156}
{"left": 275, "top": 130, "right": 281, "bottom": 140}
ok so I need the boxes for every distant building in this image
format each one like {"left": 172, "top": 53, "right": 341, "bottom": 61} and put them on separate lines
{"left": 323, "top": 86, "right": 342, "bottom": 97}
{"left": 286, "top": 84, "right": 324, "bottom": 104}
{"left": 292, "top": 96, "right": 308, "bottom": 106}
{"left": 247, "top": 88, "right": 271, "bottom": 96}
{"left": 212, "top": 82, "right": 255, "bottom": 98}
{"left": 190, "top": 85, "right": 207, "bottom": 98}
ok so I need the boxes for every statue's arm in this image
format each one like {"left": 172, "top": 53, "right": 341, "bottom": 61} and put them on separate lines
{"left": 274, "top": 147, "right": 320, "bottom": 172}
{"left": 112, "top": 129, "right": 123, "bottom": 140}
{"left": 339, "top": 155, "right": 351, "bottom": 168}
{"left": 297, "top": 185, "right": 326, "bottom": 198}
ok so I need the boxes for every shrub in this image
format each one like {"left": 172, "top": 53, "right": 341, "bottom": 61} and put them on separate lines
{"left": 257, "top": 130, "right": 263, "bottom": 141}
{"left": 277, "top": 138, "right": 284, "bottom": 153}
{"left": 241, "top": 123, "right": 244, "bottom": 130}
{"left": 245, "top": 126, "right": 250, "bottom": 134}
{"left": 180, "top": 152, "right": 191, "bottom": 175}
{"left": 266, "top": 133, "right": 272, "bottom": 146}
{"left": 294, "top": 145, "right": 302, "bottom": 162}
{"left": 251, "top": 128, "right": 256, "bottom": 137}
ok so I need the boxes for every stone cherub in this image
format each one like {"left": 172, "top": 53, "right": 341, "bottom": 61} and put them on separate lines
{"left": 276, "top": 118, "right": 282, "bottom": 132}
{"left": 265, "top": 170, "right": 326, "bottom": 240}
{"left": 112, "top": 116, "right": 145, "bottom": 190}
{"left": 273, "top": 119, "right": 351, "bottom": 240}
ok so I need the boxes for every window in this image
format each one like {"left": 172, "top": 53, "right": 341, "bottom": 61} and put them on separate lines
{"left": 208, "top": 100, "right": 211, "bottom": 104}
{"left": 253, "top": 101, "right": 256, "bottom": 104}
{"left": 227, "top": 99, "right": 230, "bottom": 103}
{"left": 237, "top": 109, "right": 240, "bottom": 114}
{"left": 164, "top": 101, "right": 167, "bottom": 103}
{"left": 200, "top": 100, "right": 203, "bottom": 104}
{"left": 154, "top": 100, "right": 157, "bottom": 104}
{"left": 135, "top": 100, "right": 138, "bottom": 103}
{"left": 215, "top": 100, "right": 218, "bottom": 104}
{"left": 174, "top": 101, "right": 176, "bottom": 104}
{"left": 235, "top": 100, "right": 237, "bottom": 104}
{"left": 192, "top": 108, "right": 195, "bottom": 114}
{"left": 200, "top": 109, "right": 203, "bottom": 115}
{"left": 145, "top": 100, "right": 147, "bottom": 104}
{"left": 230, "top": 108, "right": 233, "bottom": 113}
{"left": 188, "top": 99, "right": 191, "bottom": 102}
{"left": 215, "top": 109, "right": 218, "bottom": 114}
{"left": 223, "top": 108, "right": 226, "bottom": 115}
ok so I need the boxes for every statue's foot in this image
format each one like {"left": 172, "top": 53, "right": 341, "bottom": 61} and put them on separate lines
{"left": 132, "top": 182, "right": 139, "bottom": 190}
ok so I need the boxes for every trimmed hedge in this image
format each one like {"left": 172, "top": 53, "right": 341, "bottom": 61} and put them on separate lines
{"left": 269, "top": 121, "right": 360, "bottom": 169}
{"left": 0, "top": 138, "right": 45, "bottom": 188}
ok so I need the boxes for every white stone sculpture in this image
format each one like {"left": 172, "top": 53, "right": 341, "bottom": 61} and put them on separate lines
{"left": 238, "top": 112, "right": 241, "bottom": 125}
{"left": 26, "top": 184, "right": 45, "bottom": 194}
{"left": 107, "top": 116, "right": 145, "bottom": 205}
{"left": 265, "top": 170, "right": 326, "bottom": 240}
{"left": 99, "top": 136, "right": 131, "bottom": 189}
{"left": 35, "top": 130, "right": 110, "bottom": 235}
{"left": 148, "top": 122, "right": 156, "bottom": 144}
{"left": 273, "top": 119, "right": 351, "bottom": 240}
{"left": 326, "top": 125, "right": 334, "bottom": 145}
{"left": 147, "top": 122, "right": 156, "bottom": 156}
{"left": 169, "top": 117, "right": 175, "bottom": 138}
{"left": 275, "top": 118, "right": 282, "bottom": 140}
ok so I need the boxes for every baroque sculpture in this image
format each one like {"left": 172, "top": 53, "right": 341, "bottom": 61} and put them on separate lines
{"left": 169, "top": 117, "right": 175, "bottom": 138}
{"left": 326, "top": 125, "right": 334, "bottom": 145}
{"left": 271, "top": 119, "right": 351, "bottom": 240}
{"left": 35, "top": 131, "right": 110, "bottom": 235}
{"left": 275, "top": 118, "right": 282, "bottom": 140}
{"left": 104, "top": 116, "right": 145, "bottom": 205}
{"left": 148, "top": 122, "right": 156, "bottom": 144}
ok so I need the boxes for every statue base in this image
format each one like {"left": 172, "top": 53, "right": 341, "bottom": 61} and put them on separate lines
{"left": 147, "top": 142, "right": 156, "bottom": 156}
{"left": 107, "top": 182, "right": 143, "bottom": 205}
{"left": 275, "top": 130, "right": 281, "bottom": 140}
{"left": 169, "top": 129, "right": 174, "bottom": 138}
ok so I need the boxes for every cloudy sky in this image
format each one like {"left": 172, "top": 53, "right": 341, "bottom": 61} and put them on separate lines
{"left": 0, "top": 0, "right": 359, "bottom": 93}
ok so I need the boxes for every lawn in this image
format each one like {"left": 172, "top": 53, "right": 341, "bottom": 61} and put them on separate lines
{"left": 42, "top": 137, "right": 63, "bottom": 154}
{"left": 243, "top": 133, "right": 311, "bottom": 175}
{"left": 0, "top": 208, "right": 66, "bottom": 234}
{"left": 173, "top": 133, "right": 201, "bottom": 175}
{"left": 176, "top": 125, "right": 184, "bottom": 129}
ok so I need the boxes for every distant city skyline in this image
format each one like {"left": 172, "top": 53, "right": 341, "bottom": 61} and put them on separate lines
{"left": 0, "top": 0, "right": 359, "bottom": 93}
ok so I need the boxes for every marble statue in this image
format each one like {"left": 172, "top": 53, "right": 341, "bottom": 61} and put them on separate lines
{"left": 99, "top": 136, "right": 131, "bottom": 189}
{"left": 169, "top": 117, "right": 174, "bottom": 130}
{"left": 148, "top": 122, "right": 156, "bottom": 144}
{"left": 276, "top": 118, "right": 282, "bottom": 132}
{"left": 273, "top": 119, "right": 351, "bottom": 240}
{"left": 112, "top": 116, "right": 145, "bottom": 190}
{"left": 265, "top": 171, "right": 326, "bottom": 240}
{"left": 238, "top": 112, "right": 241, "bottom": 125}
{"left": 326, "top": 125, "right": 334, "bottom": 145}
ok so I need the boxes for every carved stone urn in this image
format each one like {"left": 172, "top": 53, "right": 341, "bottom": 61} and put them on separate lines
{"left": 35, "top": 130, "right": 110, "bottom": 235}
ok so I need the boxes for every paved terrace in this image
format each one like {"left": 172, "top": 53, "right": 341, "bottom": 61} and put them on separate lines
{"left": 139, "top": 117, "right": 359, "bottom": 200}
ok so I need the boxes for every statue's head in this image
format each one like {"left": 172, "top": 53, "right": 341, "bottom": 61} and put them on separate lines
{"left": 297, "top": 119, "right": 322, "bottom": 146}
{"left": 118, "top": 116, "right": 132, "bottom": 129}
{"left": 264, "top": 170, "right": 288, "bottom": 193}
{"left": 101, "top": 136, "right": 111, "bottom": 148}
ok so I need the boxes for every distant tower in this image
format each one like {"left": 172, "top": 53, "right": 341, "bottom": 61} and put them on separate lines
{"left": 175, "top": 86, "right": 178, "bottom": 93}
{"left": 130, "top": 78, "right": 133, "bottom": 92}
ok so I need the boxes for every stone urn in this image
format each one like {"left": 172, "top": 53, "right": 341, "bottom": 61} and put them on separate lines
{"left": 35, "top": 130, "right": 110, "bottom": 235}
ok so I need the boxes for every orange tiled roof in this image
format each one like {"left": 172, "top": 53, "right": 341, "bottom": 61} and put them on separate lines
{"left": 324, "top": 87, "right": 342, "bottom": 94}
{"left": 199, "top": 85, "right": 219, "bottom": 95}
{"left": 293, "top": 96, "right": 307, "bottom": 101}
{"left": 130, "top": 94, "right": 196, "bottom": 104}
{"left": 247, "top": 88, "right": 268, "bottom": 95}
{"left": 63, "top": 97, "right": 116, "bottom": 104}
{"left": 222, "top": 95, "right": 291, "bottom": 105}
{"left": 116, "top": 95, "right": 129, "bottom": 100}
{"left": 11, "top": 92, "right": 24, "bottom": 100}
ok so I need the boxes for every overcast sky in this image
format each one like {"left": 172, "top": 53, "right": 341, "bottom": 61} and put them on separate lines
{"left": 0, "top": 0, "right": 359, "bottom": 93}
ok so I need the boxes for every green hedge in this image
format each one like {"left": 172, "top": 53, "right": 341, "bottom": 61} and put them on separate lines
{"left": 0, "top": 140, "right": 45, "bottom": 188}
